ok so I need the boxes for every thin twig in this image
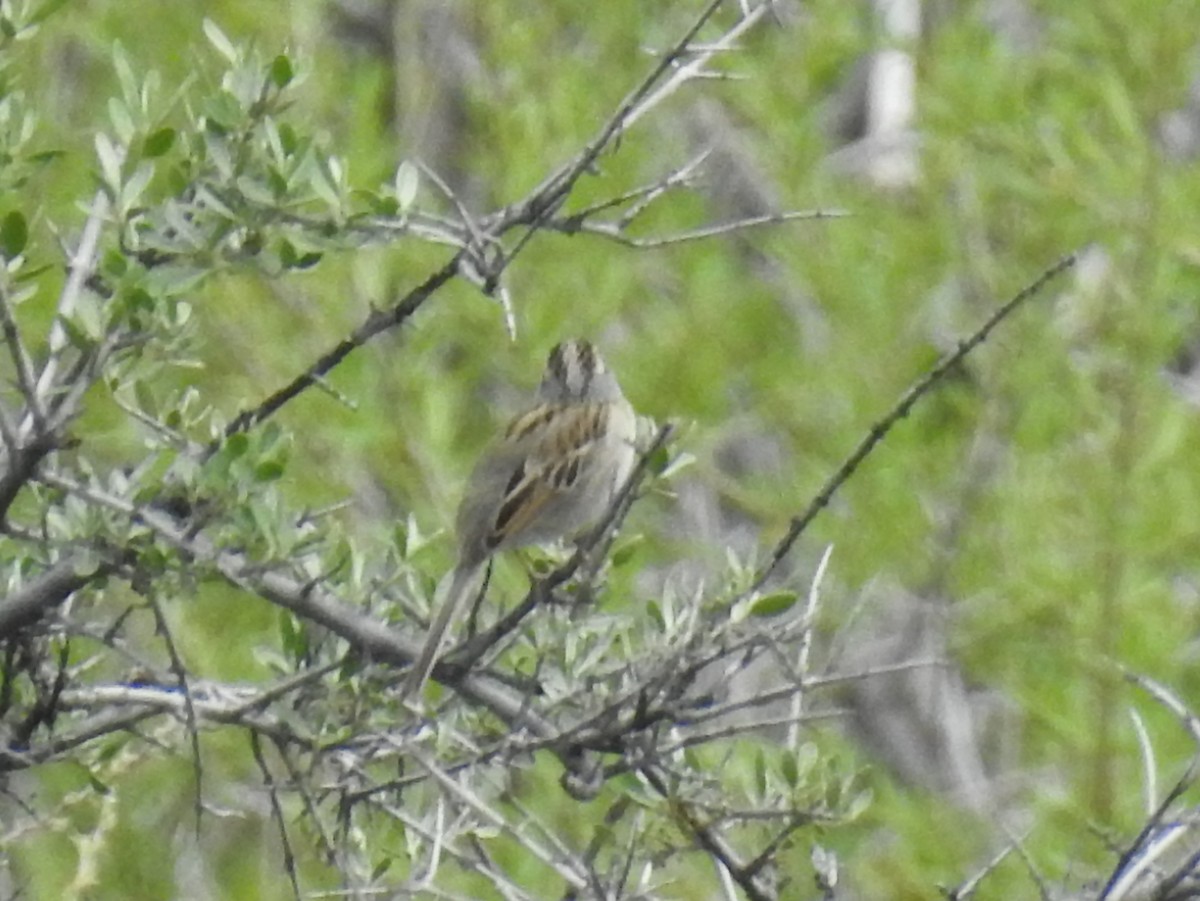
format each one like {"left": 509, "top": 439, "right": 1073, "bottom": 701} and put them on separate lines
{"left": 743, "top": 251, "right": 1079, "bottom": 599}
{"left": 484, "top": 0, "right": 746, "bottom": 283}
{"left": 1100, "top": 668, "right": 1200, "bottom": 900}
{"left": 639, "top": 763, "right": 774, "bottom": 901}
{"left": 551, "top": 208, "right": 848, "bottom": 248}
{"left": 212, "top": 3, "right": 792, "bottom": 446}
{"left": 944, "top": 831, "right": 1026, "bottom": 900}
{"left": 212, "top": 253, "right": 461, "bottom": 449}
{"left": 27, "top": 191, "right": 109, "bottom": 438}
{"left": 1099, "top": 767, "right": 1198, "bottom": 900}
{"left": 43, "top": 330, "right": 119, "bottom": 435}
{"left": 408, "top": 746, "right": 591, "bottom": 891}
{"left": 680, "top": 658, "right": 945, "bottom": 728}
{"left": 622, "top": 4, "right": 768, "bottom": 134}
{"left": 0, "top": 705, "right": 160, "bottom": 773}
{"left": 36, "top": 471, "right": 565, "bottom": 744}
{"left": 617, "top": 151, "right": 711, "bottom": 227}
{"left": 563, "top": 151, "right": 710, "bottom": 224}
{"left": 0, "top": 284, "right": 46, "bottom": 433}
{"left": 271, "top": 737, "right": 343, "bottom": 881}
{"left": 225, "top": 657, "right": 345, "bottom": 719}
{"left": 789, "top": 543, "right": 833, "bottom": 748}
{"left": 146, "top": 595, "right": 204, "bottom": 832}
{"left": 365, "top": 793, "right": 536, "bottom": 900}
{"left": 657, "top": 708, "right": 845, "bottom": 756}
{"left": 416, "top": 159, "right": 495, "bottom": 266}
{"left": 999, "top": 824, "right": 1052, "bottom": 901}
{"left": 1124, "top": 668, "right": 1200, "bottom": 749}
{"left": 250, "top": 733, "right": 303, "bottom": 901}
{"left": 496, "top": 0, "right": 731, "bottom": 232}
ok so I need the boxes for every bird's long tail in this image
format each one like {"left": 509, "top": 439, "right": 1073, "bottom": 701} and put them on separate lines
{"left": 401, "top": 561, "right": 483, "bottom": 700}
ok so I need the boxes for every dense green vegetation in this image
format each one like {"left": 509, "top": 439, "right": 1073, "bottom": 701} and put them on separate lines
{"left": 3, "top": 1, "right": 1200, "bottom": 898}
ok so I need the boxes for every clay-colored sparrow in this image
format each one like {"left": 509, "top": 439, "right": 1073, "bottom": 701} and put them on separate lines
{"left": 403, "top": 339, "right": 637, "bottom": 699}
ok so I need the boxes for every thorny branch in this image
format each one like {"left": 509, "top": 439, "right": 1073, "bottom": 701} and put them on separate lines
{"left": 217, "top": 0, "right": 807, "bottom": 446}
{"left": 743, "top": 251, "right": 1080, "bottom": 600}
{"left": 213, "top": 256, "right": 461, "bottom": 448}
{"left": 0, "top": 4, "right": 1109, "bottom": 901}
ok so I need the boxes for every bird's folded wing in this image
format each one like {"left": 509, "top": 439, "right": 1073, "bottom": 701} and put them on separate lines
{"left": 487, "top": 402, "right": 609, "bottom": 547}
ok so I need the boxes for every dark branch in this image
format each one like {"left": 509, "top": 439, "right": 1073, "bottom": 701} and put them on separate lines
{"left": 212, "top": 252, "right": 462, "bottom": 450}
{"left": 0, "top": 557, "right": 109, "bottom": 636}
{"left": 745, "top": 251, "right": 1080, "bottom": 598}
{"left": 640, "top": 763, "right": 774, "bottom": 901}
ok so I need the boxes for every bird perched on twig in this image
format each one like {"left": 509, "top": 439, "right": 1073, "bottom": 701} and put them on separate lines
{"left": 402, "top": 339, "right": 637, "bottom": 700}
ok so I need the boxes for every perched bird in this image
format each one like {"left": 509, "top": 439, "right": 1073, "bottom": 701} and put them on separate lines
{"left": 402, "top": 339, "right": 637, "bottom": 699}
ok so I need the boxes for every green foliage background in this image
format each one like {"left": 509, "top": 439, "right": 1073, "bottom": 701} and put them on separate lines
{"left": 5, "top": 0, "right": 1200, "bottom": 897}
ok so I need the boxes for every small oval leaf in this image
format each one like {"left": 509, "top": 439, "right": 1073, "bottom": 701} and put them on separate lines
{"left": 143, "top": 127, "right": 176, "bottom": 158}
{"left": 254, "top": 460, "right": 285, "bottom": 482}
{"left": 0, "top": 211, "right": 27, "bottom": 258}
{"left": 225, "top": 433, "right": 249, "bottom": 458}
{"left": 749, "top": 591, "right": 799, "bottom": 618}
{"left": 269, "top": 54, "right": 294, "bottom": 89}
